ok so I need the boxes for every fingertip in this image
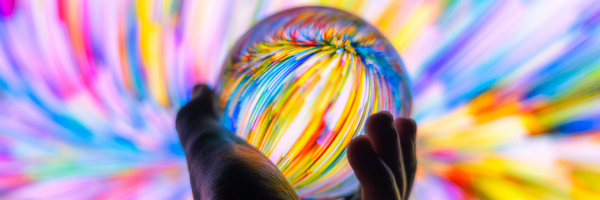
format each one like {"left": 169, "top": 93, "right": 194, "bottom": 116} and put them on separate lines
{"left": 347, "top": 135, "right": 377, "bottom": 174}
{"left": 191, "top": 84, "right": 206, "bottom": 100}
{"left": 176, "top": 84, "right": 220, "bottom": 135}
{"left": 191, "top": 84, "right": 214, "bottom": 100}
{"left": 365, "top": 112, "right": 400, "bottom": 158}
{"left": 380, "top": 111, "right": 393, "bottom": 120}
{"left": 393, "top": 118, "right": 417, "bottom": 142}
{"left": 347, "top": 135, "right": 371, "bottom": 161}
{"left": 188, "top": 84, "right": 218, "bottom": 116}
{"left": 366, "top": 112, "right": 394, "bottom": 129}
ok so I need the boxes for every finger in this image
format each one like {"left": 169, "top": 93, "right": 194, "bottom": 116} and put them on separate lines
{"left": 176, "top": 84, "right": 221, "bottom": 147}
{"left": 365, "top": 112, "right": 406, "bottom": 197}
{"left": 191, "top": 84, "right": 205, "bottom": 100}
{"left": 394, "top": 118, "right": 417, "bottom": 200}
{"left": 347, "top": 135, "right": 401, "bottom": 200}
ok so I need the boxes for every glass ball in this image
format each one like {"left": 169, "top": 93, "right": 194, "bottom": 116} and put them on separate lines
{"left": 216, "top": 6, "right": 411, "bottom": 198}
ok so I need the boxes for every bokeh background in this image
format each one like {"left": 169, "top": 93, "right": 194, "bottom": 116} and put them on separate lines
{"left": 1, "top": 0, "right": 600, "bottom": 199}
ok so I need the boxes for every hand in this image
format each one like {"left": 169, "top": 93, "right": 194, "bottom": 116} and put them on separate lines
{"left": 176, "top": 84, "right": 300, "bottom": 200}
{"left": 346, "top": 112, "right": 417, "bottom": 200}
{"left": 176, "top": 84, "right": 417, "bottom": 200}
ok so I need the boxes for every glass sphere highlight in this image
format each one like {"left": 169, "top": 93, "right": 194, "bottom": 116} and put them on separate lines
{"left": 216, "top": 6, "right": 411, "bottom": 198}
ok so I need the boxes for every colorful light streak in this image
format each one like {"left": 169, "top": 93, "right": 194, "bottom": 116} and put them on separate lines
{"left": 1, "top": 0, "right": 600, "bottom": 199}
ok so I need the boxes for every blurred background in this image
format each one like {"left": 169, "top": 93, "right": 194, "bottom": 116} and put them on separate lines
{"left": 1, "top": 0, "right": 600, "bottom": 199}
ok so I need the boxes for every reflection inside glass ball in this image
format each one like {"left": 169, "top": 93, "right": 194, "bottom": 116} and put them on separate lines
{"left": 217, "top": 6, "right": 411, "bottom": 198}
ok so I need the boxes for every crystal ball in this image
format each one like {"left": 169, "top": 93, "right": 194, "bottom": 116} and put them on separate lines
{"left": 216, "top": 6, "right": 411, "bottom": 198}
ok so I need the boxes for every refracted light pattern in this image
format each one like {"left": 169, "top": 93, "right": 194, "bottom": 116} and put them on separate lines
{"left": 217, "top": 7, "right": 410, "bottom": 197}
{"left": 1, "top": 0, "right": 600, "bottom": 199}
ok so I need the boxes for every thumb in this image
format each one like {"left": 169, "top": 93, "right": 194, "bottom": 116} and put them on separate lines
{"left": 176, "top": 84, "right": 221, "bottom": 147}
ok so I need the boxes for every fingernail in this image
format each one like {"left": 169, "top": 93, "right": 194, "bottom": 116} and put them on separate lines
{"left": 191, "top": 84, "right": 207, "bottom": 99}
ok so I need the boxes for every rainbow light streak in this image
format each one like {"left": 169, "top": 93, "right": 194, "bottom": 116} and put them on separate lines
{"left": 217, "top": 7, "right": 410, "bottom": 198}
{"left": 1, "top": 0, "right": 600, "bottom": 199}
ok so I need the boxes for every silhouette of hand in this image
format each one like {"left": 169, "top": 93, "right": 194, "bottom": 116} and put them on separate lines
{"left": 176, "top": 84, "right": 417, "bottom": 200}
